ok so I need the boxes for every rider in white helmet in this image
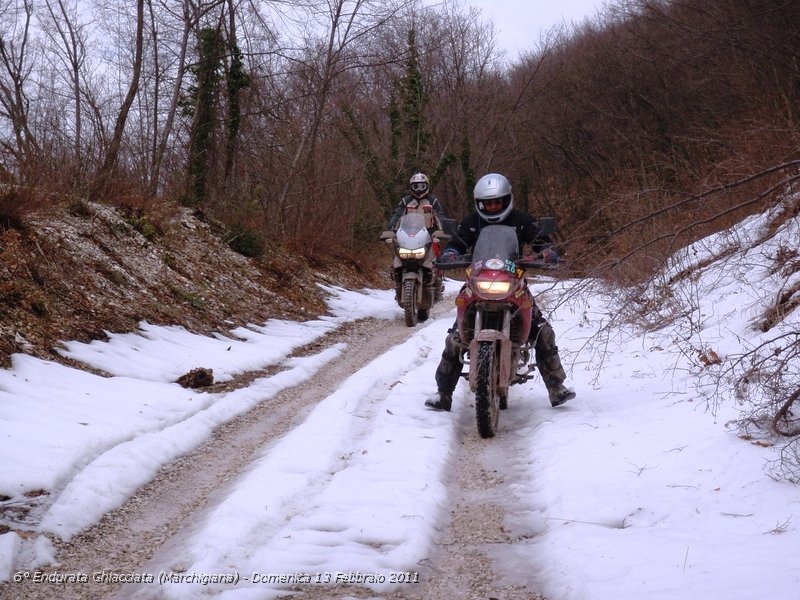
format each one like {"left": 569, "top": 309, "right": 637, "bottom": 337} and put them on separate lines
{"left": 386, "top": 172, "right": 449, "bottom": 301}
{"left": 425, "top": 172, "right": 576, "bottom": 411}
{"left": 387, "top": 172, "right": 447, "bottom": 230}
{"left": 473, "top": 172, "right": 515, "bottom": 223}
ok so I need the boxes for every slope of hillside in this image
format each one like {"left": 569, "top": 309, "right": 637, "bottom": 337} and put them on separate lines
{"left": 0, "top": 199, "right": 385, "bottom": 369}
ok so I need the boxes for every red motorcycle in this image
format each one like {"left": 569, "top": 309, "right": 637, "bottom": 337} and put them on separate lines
{"left": 438, "top": 220, "right": 555, "bottom": 438}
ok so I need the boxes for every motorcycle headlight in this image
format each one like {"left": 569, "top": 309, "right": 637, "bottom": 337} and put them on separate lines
{"left": 398, "top": 247, "right": 426, "bottom": 259}
{"left": 475, "top": 279, "right": 511, "bottom": 298}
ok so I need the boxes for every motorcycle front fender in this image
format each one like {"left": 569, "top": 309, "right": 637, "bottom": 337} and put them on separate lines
{"left": 405, "top": 269, "right": 429, "bottom": 305}
{"left": 402, "top": 269, "right": 422, "bottom": 283}
{"left": 398, "top": 268, "right": 422, "bottom": 306}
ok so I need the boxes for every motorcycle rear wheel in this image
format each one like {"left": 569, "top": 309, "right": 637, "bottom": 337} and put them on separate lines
{"left": 402, "top": 279, "right": 418, "bottom": 327}
{"left": 475, "top": 341, "right": 500, "bottom": 438}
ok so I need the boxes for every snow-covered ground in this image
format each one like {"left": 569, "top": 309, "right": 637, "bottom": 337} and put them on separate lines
{"left": 2, "top": 203, "right": 800, "bottom": 599}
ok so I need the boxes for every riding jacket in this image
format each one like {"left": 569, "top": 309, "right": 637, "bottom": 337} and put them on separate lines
{"left": 387, "top": 194, "right": 447, "bottom": 231}
{"left": 445, "top": 209, "right": 557, "bottom": 257}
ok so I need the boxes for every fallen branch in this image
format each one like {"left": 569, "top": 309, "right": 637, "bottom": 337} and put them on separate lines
{"left": 772, "top": 386, "right": 800, "bottom": 437}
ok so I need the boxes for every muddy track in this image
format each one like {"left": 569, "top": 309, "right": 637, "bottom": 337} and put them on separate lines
{"left": 2, "top": 298, "right": 545, "bottom": 600}
{"left": 282, "top": 392, "right": 547, "bottom": 600}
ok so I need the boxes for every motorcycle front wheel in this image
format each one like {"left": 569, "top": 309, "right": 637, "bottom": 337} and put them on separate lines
{"left": 402, "top": 279, "right": 418, "bottom": 327}
{"left": 475, "top": 340, "right": 500, "bottom": 438}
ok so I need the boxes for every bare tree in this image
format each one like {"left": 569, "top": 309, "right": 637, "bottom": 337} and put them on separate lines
{"left": 91, "top": 0, "right": 145, "bottom": 200}
{"left": 0, "top": 0, "right": 40, "bottom": 179}
{"left": 273, "top": 0, "right": 403, "bottom": 247}
{"left": 145, "top": 0, "right": 224, "bottom": 198}
{"left": 41, "top": 0, "right": 90, "bottom": 186}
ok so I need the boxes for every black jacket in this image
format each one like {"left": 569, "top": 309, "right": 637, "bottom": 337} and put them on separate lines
{"left": 445, "top": 209, "right": 556, "bottom": 257}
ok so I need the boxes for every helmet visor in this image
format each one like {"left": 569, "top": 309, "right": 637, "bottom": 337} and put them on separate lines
{"left": 483, "top": 198, "right": 503, "bottom": 214}
{"left": 411, "top": 182, "right": 428, "bottom": 193}
{"left": 480, "top": 194, "right": 511, "bottom": 215}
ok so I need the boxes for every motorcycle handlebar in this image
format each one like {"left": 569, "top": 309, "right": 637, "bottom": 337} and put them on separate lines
{"left": 435, "top": 259, "right": 472, "bottom": 270}
{"left": 517, "top": 258, "right": 558, "bottom": 270}
{"left": 434, "top": 257, "right": 560, "bottom": 271}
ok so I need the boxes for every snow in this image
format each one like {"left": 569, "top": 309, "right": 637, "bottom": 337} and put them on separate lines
{"left": 2, "top": 205, "right": 800, "bottom": 599}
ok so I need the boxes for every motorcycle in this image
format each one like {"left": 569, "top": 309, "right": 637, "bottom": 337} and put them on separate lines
{"left": 381, "top": 212, "right": 449, "bottom": 327}
{"left": 437, "top": 219, "right": 556, "bottom": 438}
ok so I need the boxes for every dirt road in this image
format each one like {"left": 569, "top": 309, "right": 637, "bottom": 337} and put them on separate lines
{"left": 2, "top": 300, "right": 546, "bottom": 600}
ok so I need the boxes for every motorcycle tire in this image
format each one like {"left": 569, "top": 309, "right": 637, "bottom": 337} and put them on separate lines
{"left": 475, "top": 340, "right": 500, "bottom": 438}
{"left": 402, "top": 279, "right": 418, "bottom": 327}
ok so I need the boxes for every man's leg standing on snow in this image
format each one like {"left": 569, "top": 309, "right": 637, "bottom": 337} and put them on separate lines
{"left": 426, "top": 325, "right": 462, "bottom": 411}
{"left": 531, "top": 305, "right": 575, "bottom": 406}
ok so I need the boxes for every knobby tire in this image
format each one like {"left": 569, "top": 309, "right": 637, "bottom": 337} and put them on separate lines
{"left": 475, "top": 340, "right": 499, "bottom": 438}
{"left": 402, "top": 279, "right": 418, "bottom": 327}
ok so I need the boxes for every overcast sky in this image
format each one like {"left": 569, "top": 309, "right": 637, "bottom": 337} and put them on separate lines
{"left": 464, "top": 0, "right": 608, "bottom": 59}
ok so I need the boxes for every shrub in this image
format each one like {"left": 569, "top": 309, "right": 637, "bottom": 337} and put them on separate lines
{"left": 224, "top": 224, "right": 263, "bottom": 258}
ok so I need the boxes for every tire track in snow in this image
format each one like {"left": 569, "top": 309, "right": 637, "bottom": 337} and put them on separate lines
{"left": 1, "top": 315, "right": 430, "bottom": 600}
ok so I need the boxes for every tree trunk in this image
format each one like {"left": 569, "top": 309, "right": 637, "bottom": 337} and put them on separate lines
{"left": 91, "top": 0, "right": 145, "bottom": 202}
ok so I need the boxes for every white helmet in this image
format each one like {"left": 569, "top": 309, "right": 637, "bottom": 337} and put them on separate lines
{"left": 409, "top": 172, "right": 430, "bottom": 199}
{"left": 474, "top": 173, "right": 513, "bottom": 223}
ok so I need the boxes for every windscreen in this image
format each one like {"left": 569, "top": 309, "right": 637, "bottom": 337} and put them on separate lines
{"left": 397, "top": 212, "right": 427, "bottom": 236}
{"left": 472, "top": 225, "right": 519, "bottom": 262}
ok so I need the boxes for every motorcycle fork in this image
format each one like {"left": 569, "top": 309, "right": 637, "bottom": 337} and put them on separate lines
{"left": 467, "top": 308, "right": 512, "bottom": 394}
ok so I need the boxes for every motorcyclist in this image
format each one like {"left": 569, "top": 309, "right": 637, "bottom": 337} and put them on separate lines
{"left": 387, "top": 172, "right": 449, "bottom": 301}
{"left": 424, "top": 172, "right": 576, "bottom": 411}
{"left": 387, "top": 172, "right": 447, "bottom": 232}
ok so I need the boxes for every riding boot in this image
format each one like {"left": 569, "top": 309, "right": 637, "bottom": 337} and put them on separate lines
{"left": 424, "top": 391, "right": 452, "bottom": 411}
{"left": 548, "top": 383, "right": 576, "bottom": 407}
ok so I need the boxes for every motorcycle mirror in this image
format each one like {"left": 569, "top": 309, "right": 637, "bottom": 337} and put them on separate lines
{"left": 535, "top": 217, "right": 556, "bottom": 237}
{"left": 432, "top": 230, "right": 451, "bottom": 242}
{"left": 379, "top": 230, "right": 395, "bottom": 241}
